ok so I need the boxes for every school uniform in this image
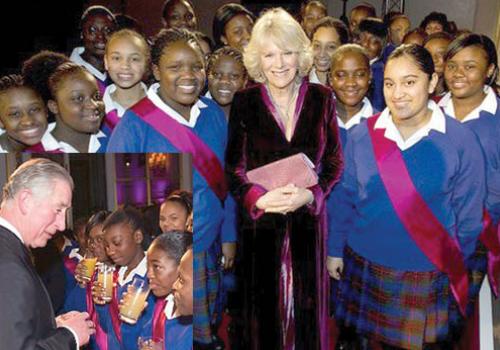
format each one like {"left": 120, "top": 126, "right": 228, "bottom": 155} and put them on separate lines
{"left": 328, "top": 101, "right": 486, "bottom": 349}
{"left": 101, "top": 82, "right": 148, "bottom": 134}
{"left": 309, "top": 67, "right": 323, "bottom": 85}
{"left": 335, "top": 96, "right": 374, "bottom": 147}
{"left": 368, "top": 57, "right": 385, "bottom": 112}
{"left": 96, "top": 256, "right": 155, "bottom": 350}
{"left": 107, "top": 83, "right": 237, "bottom": 345}
{"left": 35, "top": 122, "right": 108, "bottom": 153}
{"left": 140, "top": 295, "right": 192, "bottom": 350}
{"left": 439, "top": 86, "right": 500, "bottom": 350}
{"left": 70, "top": 47, "right": 109, "bottom": 94}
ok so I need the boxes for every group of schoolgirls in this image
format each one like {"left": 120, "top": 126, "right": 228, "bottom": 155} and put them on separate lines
{"left": 60, "top": 195, "right": 195, "bottom": 350}
{"left": 324, "top": 28, "right": 500, "bottom": 350}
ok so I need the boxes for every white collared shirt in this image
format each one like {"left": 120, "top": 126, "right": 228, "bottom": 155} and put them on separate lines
{"left": 438, "top": 85, "right": 497, "bottom": 123}
{"left": 309, "top": 68, "right": 321, "bottom": 84}
{"left": 164, "top": 293, "right": 176, "bottom": 320}
{"left": 40, "top": 123, "right": 106, "bottom": 153}
{"left": 68, "top": 248, "right": 84, "bottom": 261}
{"left": 0, "top": 216, "right": 24, "bottom": 244}
{"left": 204, "top": 90, "right": 213, "bottom": 100}
{"left": 375, "top": 100, "right": 446, "bottom": 151}
{"left": 147, "top": 83, "right": 207, "bottom": 129}
{"left": 118, "top": 254, "right": 148, "bottom": 286}
{"left": 103, "top": 83, "right": 148, "bottom": 117}
{"left": 370, "top": 57, "right": 380, "bottom": 66}
{"left": 70, "top": 47, "right": 107, "bottom": 82}
{"left": 337, "top": 97, "right": 374, "bottom": 130}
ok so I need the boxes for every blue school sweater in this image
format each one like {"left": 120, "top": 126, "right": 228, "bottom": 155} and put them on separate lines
{"left": 328, "top": 114, "right": 486, "bottom": 271}
{"left": 107, "top": 95, "right": 237, "bottom": 252}
{"left": 96, "top": 270, "right": 155, "bottom": 350}
{"left": 140, "top": 313, "right": 193, "bottom": 350}
{"left": 443, "top": 95, "right": 500, "bottom": 225}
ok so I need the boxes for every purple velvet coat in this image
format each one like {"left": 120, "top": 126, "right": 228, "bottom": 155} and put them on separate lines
{"left": 226, "top": 80, "right": 343, "bottom": 349}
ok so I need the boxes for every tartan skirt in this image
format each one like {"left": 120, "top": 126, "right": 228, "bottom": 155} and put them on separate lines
{"left": 331, "top": 246, "right": 469, "bottom": 350}
{"left": 193, "top": 243, "right": 219, "bottom": 344}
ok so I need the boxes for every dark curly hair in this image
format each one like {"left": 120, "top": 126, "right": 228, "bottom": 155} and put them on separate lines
{"left": 207, "top": 46, "right": 246, "bottom": 77}
{"left": 151, "top": 28, "right": 204, "bottom": 67}
{"left": 0, "top": 74, "right": 24, "bottom": 95}
{"left": 21, "top": 51, "right": 70, "bottom": 102}
{"left": 48, "top": 62, "right": 91, "bottom": 99}
{"left": 419, "top": 12, "right": 450, "bottom": 34}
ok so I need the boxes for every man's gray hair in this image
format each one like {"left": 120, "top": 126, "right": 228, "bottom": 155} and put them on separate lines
{"left": 2, "top": 158, "right": 74, "bottom": 202}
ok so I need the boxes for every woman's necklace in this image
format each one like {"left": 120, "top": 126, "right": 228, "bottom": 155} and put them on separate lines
{"left": 268, "top": 82, "right": 299, "bottom": 140}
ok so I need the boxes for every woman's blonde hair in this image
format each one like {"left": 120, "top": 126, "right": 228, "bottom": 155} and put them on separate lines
{"left": 244, "top": 8, "right": 313, "bottom": 83}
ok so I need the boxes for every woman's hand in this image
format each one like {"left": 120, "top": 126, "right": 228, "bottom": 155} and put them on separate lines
{"left": 327, "top": 256, "right": 343, "bottom": 280}
{"left": 257, "top": 184, "right": 313, "bottom": 214}
{"left": 221, "top": 242, "right": 236, "bottom": 270}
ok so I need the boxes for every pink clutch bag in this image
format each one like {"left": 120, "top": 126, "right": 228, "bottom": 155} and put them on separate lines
{"left": 246, "top": 153, "right": 318, "bottom": 191}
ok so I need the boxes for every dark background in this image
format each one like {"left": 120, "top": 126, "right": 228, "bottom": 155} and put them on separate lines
{"left": 1, "top": 0, "right": 303, "bottom": 76}
{"left": 1, "top": 1, "right": 86, "bottom": 75}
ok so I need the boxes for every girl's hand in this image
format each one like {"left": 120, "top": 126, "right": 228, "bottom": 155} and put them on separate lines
{"left": 91, "top": 282, "right": 108, "bottom": 305}
{"left": 75, "top": 261, "right": 88, "bottom": 285}
{"left": 327, "top": 256, "right": 344, "bottom": 280}
{"left": 221, "top": 242, "right": 236, "bottom": 270}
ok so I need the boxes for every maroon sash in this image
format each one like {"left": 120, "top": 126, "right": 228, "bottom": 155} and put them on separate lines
{"left": 480, "top": 210, "right": 500, "bottom": 297}
{"left": 103, "top": 109, "right": 120, "bottom": 132}
{"left": 131, "top": 98, "right": 227, "bottom": 201}
{"left": 110, "top": 270, "right": 122, "bottom": 342}
{"left": 25, "top": 142, "right": 63, "bottom": 153}
{"left": 367, "top": 115, "right": 469, "bottom": 315}
{"left": 97, "top": 80, "right": 107, "bottom": 97}
{"left": 63, "top": 256, "right": 78, "bottom": 275}
{"left": 86, "top": 271, "right": 109, "bottom": 350}
{"left": 152, "top": 298, "right": 167, "bottom": 342}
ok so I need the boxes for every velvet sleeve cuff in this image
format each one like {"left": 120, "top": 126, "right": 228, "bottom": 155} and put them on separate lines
{"left": 307, "top": 184, "right": 325, "bottom": 216}
{"left": 243, "top": 184, "right": 267, "bottom": 220}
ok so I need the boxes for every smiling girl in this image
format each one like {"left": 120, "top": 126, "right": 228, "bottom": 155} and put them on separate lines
{"left": 0, "top": 75, "right": 48, "bottom": 152}
{"left": 309, "top": 17, "right": 349, "bottom": 86}
{"left": 70, "top": 6, "right": 117, "bottom": 94}
{"left": 328, "top": 44, "right": 485, "bottom": 349}
{"left": 30, "top": 62, "right": 107, "bottom": 153}
{"left": 102, "top": 29, "right": 149, "bottom": 133}
{"left": 206, "top": 46, "right": 247, "bottom": 119}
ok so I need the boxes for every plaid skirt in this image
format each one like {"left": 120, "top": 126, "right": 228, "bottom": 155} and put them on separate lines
{"left": 194, "top": 243, "right": 219, "bottom": 344}
{"left": 331, "top": 246, "right": 469, "bottom": 350}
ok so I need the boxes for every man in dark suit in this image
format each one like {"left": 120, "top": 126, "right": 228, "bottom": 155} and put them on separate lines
{"left": 0, "top": 158, "right": 95, "bottom": 350}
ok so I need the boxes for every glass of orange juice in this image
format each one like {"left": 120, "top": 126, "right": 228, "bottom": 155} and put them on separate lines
{"left": 93, "top": 263, "right": 115, "bottom": 304}
{"left": 77, "top": 253, "right": 98, "bottom": 287}
{"left": 119, "top": 277, "right": 150, "bottom": 324}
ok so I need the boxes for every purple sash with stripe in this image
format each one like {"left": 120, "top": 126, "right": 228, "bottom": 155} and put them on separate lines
{"left": 480, "top": 210, "right": 500, "bottom": 297}
{"left": 86, "top": 271, "right": 109, "bottom": 350}
{"left": 103, "top": 109, "right": 120, "bottom": 133}
{"left": 367, "top": 114, "right": 469, "bottom": 316}
{"left": 131, "top": 98, "right": 228, "bottom": 201}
